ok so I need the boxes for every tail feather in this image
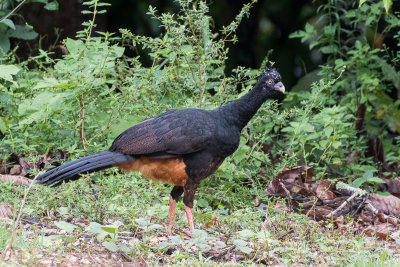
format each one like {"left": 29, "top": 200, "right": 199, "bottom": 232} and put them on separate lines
{"left": 36, "top": 150, "right": 135, "bottom": 186}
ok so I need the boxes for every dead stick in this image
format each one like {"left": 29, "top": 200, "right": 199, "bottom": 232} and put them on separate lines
{"left": 327, "top": 182, "right": 369, "bottom": 218}
{"left": 279, "top": 182, "right": 292, "bottom": 211}
{"left": 326, "top": 192, "right": 358, "bottom": 218}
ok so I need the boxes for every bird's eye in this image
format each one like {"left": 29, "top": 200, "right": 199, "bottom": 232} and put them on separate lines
{"left": 267, "top": 79, "right": 273, "bottom": 85}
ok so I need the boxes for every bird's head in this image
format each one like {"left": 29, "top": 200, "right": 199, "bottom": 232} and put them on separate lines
{"left": 256, "top": 67, "right": 285, "bottom": 98}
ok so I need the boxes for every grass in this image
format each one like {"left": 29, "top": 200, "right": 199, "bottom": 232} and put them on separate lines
{"left": 0, "top": 171, "right": 398, "bottom": 265}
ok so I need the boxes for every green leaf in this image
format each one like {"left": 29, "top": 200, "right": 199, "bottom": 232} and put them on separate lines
{"left": 0, "top": 35, "right": 11, "bottom": 56}
{"left": 54, "top": 221, "right": 78, "bottom": 234}
{"left": 233, "top": 239, "right": 248, "bottom": 248}
{"left": 65, "top": 38, "right": 84, "bottom": 55}
{"left": 1, "top": 19, "right": 15, "bottom": 30}
{"left": 0, "top": 117, "right": 8, "bottom": 133}
{"left": 197, "top": 199, "right": 209, "bottom": 208}
{"left": 215, "top": 241, "right": 226, "bottom": 249}
{"left": 237, "top": 229, "right": 257, "bottom": 240}
{"left": 362, "top": 170, "right": 374, "bottom": 179}
{"left": 332, "top": 141, "right": 342, "bottom": 149}
{"left": 44, "top": 1, "right": 59, "bottom": 10}
{"left": 86, "top": 222, "right": 104, "bottom": 235}
{"left": 101, "top": 226, "right": 116, "bottom": 234}
{"left": 18, "top": 91, "right": 71, "bottom": 125}
{"left": 7, "top": 25, "right": 38, "bottom": 40}
{"left": 38, "top": 235, "right": 61, "bottom": 247}
{"left": 359, "top": 0, "right": 367, "bottom": 7}
{"left": 232, "top": 143, "right": 251, "bottom": 163}
{"left": 238, "top": 246, "right": 253, "bottom": 254}
{"left": 324, "top": 126, "right": 333, "bottom": 138}
{"left": 135, "top": 218, "right": 150, "bottom": 227}
{"left": 148, "top": 224, "right": 163, "bottom": 230}
{"left": 233, "top": 239, "right": 253, "bottom": 254}
{"left": 382, "top": 0, "right": 391, "bottom": 13}
{"left": 112, "top": 46, "right": 125, "bottom": 58}
{"left": 192, "top": 229, "right": 207, "bottom": 239}
{"left": 118, "top": 243, "right": 131, "bottom": 253}
{"left": 366, "top": 177, "right": 386, "bottom": 184}
{"left": 86, "top": 222, "right": 110, "bottom": 242}
{"left": 0, "top": 64, "right": 20, "bottom": 85}
{"left": 352, "top": 177, "right": 367, "bottom": 188}
{"left": 102, "top": 241, "right": 119, "bottom": 252}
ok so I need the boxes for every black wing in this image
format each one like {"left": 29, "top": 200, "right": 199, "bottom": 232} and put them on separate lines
{"left": 109, "top": 108, "right": 217, "bottom": 155}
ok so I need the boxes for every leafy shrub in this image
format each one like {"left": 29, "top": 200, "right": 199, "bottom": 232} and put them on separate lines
{"left": 288, "top": 0, "right": 400, "bottom": 186}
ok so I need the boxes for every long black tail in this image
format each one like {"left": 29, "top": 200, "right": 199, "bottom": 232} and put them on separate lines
{"left": 36, "top": 150, "right": 135, "bottom": 186}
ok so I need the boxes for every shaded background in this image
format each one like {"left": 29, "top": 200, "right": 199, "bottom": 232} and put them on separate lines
{"left": 16, "top": 0, "right": 322, "bottom": 89}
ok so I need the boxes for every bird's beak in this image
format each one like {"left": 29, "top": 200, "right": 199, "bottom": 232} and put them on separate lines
{"left": 274, "top": 82, "right": 285, "bottom": 93}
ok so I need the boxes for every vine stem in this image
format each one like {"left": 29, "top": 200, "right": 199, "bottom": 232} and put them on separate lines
{"left": 81, "top": 92, "right": 87, "bottom": 149}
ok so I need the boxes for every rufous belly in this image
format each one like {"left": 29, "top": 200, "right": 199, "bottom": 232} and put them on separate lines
{"left": 113, "top": 157, "right": 188, "bottom": 187}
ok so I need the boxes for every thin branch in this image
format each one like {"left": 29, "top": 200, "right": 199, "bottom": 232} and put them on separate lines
{"left": 81, "top": 92, "right": 87, "bottom": 149}
{"left": 326, "top": 192, "right": 358, "bottom": 218}
{"left": 327, "top": 181, "right": 368, "bottom": 218}
{"left": 0, "top": 0, "right": 27, "bottom": 23}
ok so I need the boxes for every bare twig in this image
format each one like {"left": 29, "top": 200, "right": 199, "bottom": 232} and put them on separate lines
{"left": 365, "top": 202, "right": 398, "bottom": 223}
{"left": 280, "top": 182, "right": 292, "bottom": 211}
{"left": 81, "top": 92, "right": 87, "bottom": 149}
{"left": 327, "top": 182, "right": 368, "bottom": 218}
{"left": 305, "top": 198, "right": 319, "bottom": 219}
{"left": 0, "top": 0, "right": 27, "bottom": 23}
{"left": 350, "top": 196, "right": 368, "bottom": 217}
{"left": 326, "top": 192, "right": 357, "bottom": 218}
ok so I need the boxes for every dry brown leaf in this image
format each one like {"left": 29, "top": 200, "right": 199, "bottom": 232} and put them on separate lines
{"left": 9, "top": 164, "right": 22, "bottom": 175}
{"left": 335, "top": 217, "right": 356, "bottom": 234}
{"left": 390, "top": 229, "right": 400, "bottom": 240}
{"left": 304, "top": 206, "right": 333, "bottom": 221}
{"left": 369, "top": 193, "right": 400, "bottom": 217}
{"left": 306, "top": 180, "right": 336, "bottom": 200}
{"left": 379, "top": 177, "right": 400, "bottom": 198}
{"left": 274, "top": 201, "right": 289, "bottom": 211}
{"left": 205, "top": 215, "right": 219, "bottom": 229}
{"left": 265, "top": 166, "right": 310, "bottom": 196}
{"left": 150, "top": 236, "right": 168, "bottom": 244}
{"left": 0, "top": 203, "right": 14, "bottom": 218}
{"left": 0, "top": 175, "right": 32, "bottom": 186}
{"left": 18, "top": 158, "right": 34, "bottom": 177}
{"left": 253, "top": 196, "right": 262, "bottom": 207}
{"left": 362, "top": 224, "right": 393, "bottom": 241}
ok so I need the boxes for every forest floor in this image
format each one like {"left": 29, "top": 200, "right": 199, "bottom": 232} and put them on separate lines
{"left": 1, "top": 166, "right": 400, "bottom": 266}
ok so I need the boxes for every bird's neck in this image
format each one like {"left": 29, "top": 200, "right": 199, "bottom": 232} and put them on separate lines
{"left": 217, "top": 84, "right": 270, "bottom": 130}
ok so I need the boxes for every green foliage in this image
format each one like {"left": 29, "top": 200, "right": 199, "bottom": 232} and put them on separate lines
{"left": 359, "top": 0, "right": 392, "bottom": 14}
{"left": 0, "top": 0, "right": 59, "bottom": 56}
{"left": 289, "top": 0, "right": 400, "bottom": 187}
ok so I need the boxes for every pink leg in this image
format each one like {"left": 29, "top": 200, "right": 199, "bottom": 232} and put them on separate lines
{"left": 168, "top": 196, "right": 176, "bottom": 233}
{"left": 184, "top": 203, "right": 194, "bottom": 231}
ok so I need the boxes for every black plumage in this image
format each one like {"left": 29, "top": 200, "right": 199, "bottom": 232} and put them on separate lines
{"left": 36, "top": 67, "right": 285, "bottom": 231}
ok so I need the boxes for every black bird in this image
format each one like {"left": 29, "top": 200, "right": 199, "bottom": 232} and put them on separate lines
{"left": 36, "top": 67, "right": 285, "bottom": 232}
